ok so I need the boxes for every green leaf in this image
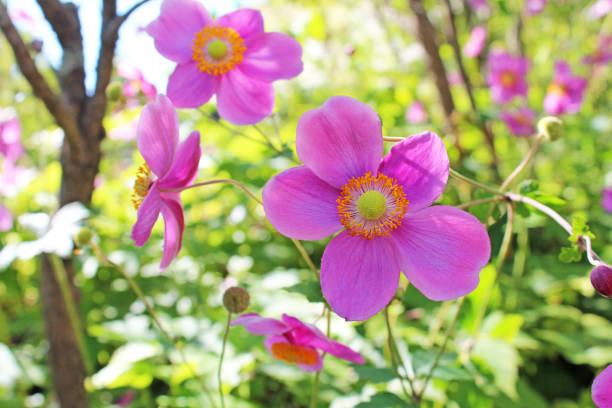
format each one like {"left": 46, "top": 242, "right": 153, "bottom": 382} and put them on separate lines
{"left": 558, "top": 247, "right": 582, "bottom": 263}
{"left": 353, "top": 365, "right": 397, "bottom": 383}
{"left": 355, "top": 392, "right": 413, "bottom": 408}
{"left": 285, "top": 280, "right": 324, "bottom": 303}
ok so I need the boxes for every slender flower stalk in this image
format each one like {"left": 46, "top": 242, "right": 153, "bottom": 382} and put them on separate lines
{"left": 384, "top": 306, "right": 417, "bottom": 402}
{"left": 218, "top": 313, "right": 232, "bottom": 408}
{"left": 309, "top": 308, "right": 331, "bottom": 408}
{"left": 449, "top": 168, "right": 505, "bottom": 196}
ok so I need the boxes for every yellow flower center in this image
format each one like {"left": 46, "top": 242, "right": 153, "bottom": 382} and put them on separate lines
{"left": 500, "top": 71, "right": 516, "bottom": 87}
{"left": 191, "top": 25, "right": 246, "bottom": 76}
{"left": 337, "top": 172, "right": 409, "bottom": 240}
{"left": 547, "top": 82, "right": 567, "bottom": 96}
{"left": 270, "top": 342, "right": 319, "bottom": 366}
{"left": 131, "top": 163, "right": 154, "bottom": 210}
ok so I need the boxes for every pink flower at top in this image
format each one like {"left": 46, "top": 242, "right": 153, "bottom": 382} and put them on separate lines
{"left": 593, "top": 364, "right": 612, "bottom": 407}
{"left": 130, "top": 94, "right": 201, "bottom": 270}
{"left": 526, "top": 0, "right": 548, "bottom": 14}
{"left": 262, "top": 96, "right": 491, "bottom": 321}
{"left": 463, "top": 26, "right": 486, "bottom": 58}
{"left": 587, "top": 0, "right": 612, "bottom": 20}
{"left": 487, "top": 52, "right": 530, "bottom": 104}
{"left": 0, "top": 111, "right": 24, "bottom": 162}
{"left": 501, "top": 107, "right": 536, "bottom": 137}
{"left": 118, "top": 62, "right": 157, "bottom": 102}
{"left": 231, "top": 313, "right": 364, "bottom": 371}
{"left": 602, "top": 188, "right": 612, "bottom": 213}
{"left": 145, "top": 0, "right": 303, "bottom": 125}
{"left": 405, "top": 101, "right": 428, "bottom": 124}
{"left": 467, "top": 0, "right": 489, "bottom": 12}
{"left": 543, "top": 61, "right": 588, "bottom": 115}
{"left": 583, "top": 35, "right": 612, "bottom": 66}
{"left": 0, "top": 204, "right": 13, "bottom": 232}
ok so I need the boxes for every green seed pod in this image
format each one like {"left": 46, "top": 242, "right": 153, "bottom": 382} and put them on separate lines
{"left": 75, "top": 228, "right": 94, "bottom": 247}
{"left": 223, "top": 286, "right": 250, "bottom": 314}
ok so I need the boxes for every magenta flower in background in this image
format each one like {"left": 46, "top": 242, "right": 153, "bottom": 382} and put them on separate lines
{"left": 526, "top": 0, "right": 548, "bottom": 14}
{"left": 591, "top": 264, "right": 612, "bottom": 298}
{"left": 587, "top": 0, "right": 612, "bottom": 19}
{"left": 467, "top": 0, "right": 489, "bottom": 12}
{"left": 0, "top": 204, "right": 13, "bottom": 232}
{"left": 405, "top": 101, "right": 428, "bottom": 124}
{"left": 501, "top": 107, "right": 536, "bottom": 137}
{"left": 487, "top": 52, "right": 530, "bottom": 104}
{"left": 602, "top": 188, "right": 612, "bottom": 213}
{"left": 593, "top": 364, "right": 612, "bottom": 407}
{"left": 583, "top": 35, "right": 612, "bottom": 66}
{"left": 130, "top": 94, "right": 201, "bottom": 270}
{"left": 232, "top": 313, "right": 364, "bottom": 371}
{"left": 0, "top": 110, "right": 24, "bottom": 162}
{"left": 262, "top": 96, "right": 491, "bottom": 321}
{"left": 543, "top": 61, "right": 588, "bottom": 115}
{"left": 463, "top": 26, "right": 486, "bottom": 58}
{"left": 118, "top": 62, "right": 157, "bottom": 102}
{"left": 145, "top": 0, "right": 303, "bottom": 125}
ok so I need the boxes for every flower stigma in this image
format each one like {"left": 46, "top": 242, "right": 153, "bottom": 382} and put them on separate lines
{"left": 131, "top": 163, "right": 154, "bottom": 210}
{"left": 270, "top": 342, "right": 319, "bottom": 365}
{"left": 500, "top": 71, "right": 516, "bottom": 86}
{"left": 337, "top": 172, "right": 408, "bottom": 240}
{"left": 192, "top": 25, "right": 246, "bottom": 75}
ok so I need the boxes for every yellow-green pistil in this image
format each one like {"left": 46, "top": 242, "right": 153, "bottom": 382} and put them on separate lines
{"left": 208, "top": 40, "right": 228, "bottom": 59}
{"left": 357, "top": 190, "right": 386, "bottom": 220}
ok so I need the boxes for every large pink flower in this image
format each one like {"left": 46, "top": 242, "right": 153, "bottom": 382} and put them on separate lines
{"left": 501, "top": 107, "right": 536, "bottom": 137}
{"left": 487, "top": 52, "right": 530, "bottom": 104}
{"left": 543, "top": 61, "right": 588, "bottom": 115}
{"left": 262, "top": 96, "right": 491, "bottom": 321}
{"left": 130, "top": 94, "right": 201, "bottom": 270}
{"left": 231, "top": 313, "right": 364, "bottom": 371}
{"left": 145, "top": 0, "right": 303, "bottom": 125}
{"left": 593, "top": 364, "right": 612, "bottom": 407}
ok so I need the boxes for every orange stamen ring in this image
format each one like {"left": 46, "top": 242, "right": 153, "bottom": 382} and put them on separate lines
{"left": 270, "top": 342, "right": 319, "bottom": 366}
{"left": 191, "top": 25, "right": 246, "bottom": 76}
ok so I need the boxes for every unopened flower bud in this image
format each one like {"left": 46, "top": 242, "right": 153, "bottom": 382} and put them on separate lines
{"left": 590, "top": 265, "right": 612, "bottom": 298}
{"left": 223, "top": 286, "right": 250, "bottom": 313}
{"left": 537, "top": 116, "right": 563, "bottom": 141}
{"left": 75, "top": 228, "right": 94, "bottom": 247}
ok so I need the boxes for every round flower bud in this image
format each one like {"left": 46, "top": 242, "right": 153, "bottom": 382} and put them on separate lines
{"left": 75, "top": 228, "right": 94, "bottom": 247}
{"left": 223, "top": 286, "right": 250, "bottom": 313}
{"left": 590, "top": 265, "right": 612, "bottom": 298}
{"left": 537, "top": 116, "right": 563, "bottom": 141}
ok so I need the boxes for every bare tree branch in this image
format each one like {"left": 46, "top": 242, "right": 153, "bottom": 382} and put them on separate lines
{"left": 0, "top": 2, "right": 83, "bottom": 156}
{"left": 120, "top": 0, "right": 152, "bottom": 22}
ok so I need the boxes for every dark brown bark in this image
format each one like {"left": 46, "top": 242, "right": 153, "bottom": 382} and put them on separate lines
{"left": 0, "top": 1, "right": 151, "bottom": 406}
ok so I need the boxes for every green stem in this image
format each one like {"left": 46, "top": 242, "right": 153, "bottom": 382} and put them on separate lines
{"left": 310, "top": 308, "right": 331, "bottom": 408}
{"left": 449, "top": 168, "right": 505, "bottom": 196}
{"left": 456, "top": 197, "right": 500, "bottom": 210}
{"left": 218, "top": 312, "right": 232, "bottom": 408}
{"left": 383, "top": 307, "right": 417, "bottom": 402}
{"left": 49, "top": 254, "right": 92, "bottom": 374}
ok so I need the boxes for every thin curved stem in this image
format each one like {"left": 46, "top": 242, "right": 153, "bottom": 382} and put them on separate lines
{"left": 383, "top": 136, "right": 406, "bottom": 142}
{"left": 310, "top": 307, "right": 331, "bottom": 408}
{"left": 384, "top": 307, "right": 417, "bottom": 402}
{"left": 456, "top": 197, "right": 500, "bottom": 210}
{"left": 218, "top": 312, "right": 232, "bottom": 408}
{"left": 499, "top": 135, "right": 544, "bottom": 192}
{"left": 417, "top": 297, "right": 465, "bottom": 399}
{"left": 449, "top": 168, "right": 505, "bottom": 196}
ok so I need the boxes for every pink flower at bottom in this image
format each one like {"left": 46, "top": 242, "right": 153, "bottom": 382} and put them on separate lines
{"left": 262, "top": 96, "right": 491, "bottom": 321}
{"left": 543, "top": 61, "right": 587, "bottom": 115}
{"left": 145, "top": 0, "right": 303, "bottom": 125}
{"left": 130, "top": 94, "right": 201, "bottom": 270}
{"left": 463, "top": 26, "right": 486, "bottom": 58}
{"left": 501, "top": 107, "right": 536, "bottom": 137}
{"left": 231, "top": 313, "right": 364, "bottom": 371}
{"left": 602, "top": 188, "right": 612, "bottom": 213}
{"left": 593, "top": 364, "right": 612, "bottom": 407}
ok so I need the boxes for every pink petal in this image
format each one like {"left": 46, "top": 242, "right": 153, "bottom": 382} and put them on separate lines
{"left": 167, "top": 62, "right": 219, "bottom": 108}
{"left": 145, "top": 0, "right": 213, "bottom": 63}
{"left": 281, "top": 315, "right": 364, "bottom": 364}
{"left": 216, "top": 68, "right": 274, "bottom": 125}
{"left": 392, "top": 206, "right": 490, "bottom": 301}
{"left": 137, "top": 94, "right": 179, "bottom": 177}
{"left": 159, "top": 195, "right": 185, "bottom": 270}
{"left": 131, "top": 185, "right": 162, "bottom": 246}
{"left": 216, "top": 9, "right": 264, "bottom": 39}
{"left": 262, "top": 166, "right": 342, "bottom": 240}
{"left": 158, "top": 131, "right": 201, "bottom": 190}
{"left": 321, "top": 232, "right": 401, "bottom": 321}
{"left": 241, "top": 32, "right": 303, "bottom": 82}
{"left": 263, "top": 335, "right": 323, "bottom": 372}
{"left": 231, "top": 313, "right": 289, "bottom": 335}
{"left": 593, "top": 364, "right": 612, "bottom": 407}
{"left": 296, "top": 96, "right": 383, "bottom": 189}
{"left": 463, "top": 26, "right": 486, "bottom": 58}
{"left": 378, "top": 131, "right": 449, "bottom": 213}
{"left": 0, "top": 204, "right": 13, "bottom": 232}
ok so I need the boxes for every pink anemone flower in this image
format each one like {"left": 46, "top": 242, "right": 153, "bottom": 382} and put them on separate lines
{"left": 501, "top": 107, "right": 536, "bottom": 137}
{"left": 118, "top": 62, "right": 157, "bottom": 101}
{"left": 467, "top": 0, "right": 489, "bottom": 12}
{"left": 130, "top": 94, "right": 201, "bottom": 270}
{"left": 487, "top": 52, "right": 530, "bottom": 104}
{"left": 543, "top": 61, "right": 588, "bottom": 115}
{"left": 405, "top": 101, "right": 428, "bottom": 124}
{"left": 526, "top": 0, "right": 548, "bottom": 14}
{"left": 583, "top": 35, "right": 612, "bottom": 66}
{"left": 0, "top": 111, "right": 24, "bottom": 162}
{"left": 0, "top": 203, "right": 13, "bottom": 232}
{"left": 463, "top": 26, "right": 486, "bottom": 58}
{"left": 603, "top": 188, "right": 612, "bottom": 213}
{"left": 587, "top": 0, "right": 612, "bottom": 20}
{"left": 262, "top": 96, "right": 491, "bottom": 321}
{"left": 593, "top": 364, "right": 612, "bottom": 407}
{"left": 145, "top": 0, "right": 303, "bottom": 125}
{"left": 231, "top": 313, "right": 365, "bottom": 371}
